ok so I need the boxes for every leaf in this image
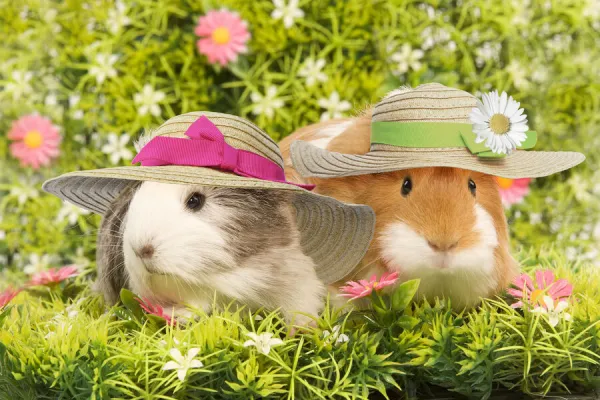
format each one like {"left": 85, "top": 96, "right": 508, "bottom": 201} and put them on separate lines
{"left": 395, "top": 315, "right": 419, "bottom": 330}
{"left": 0, "top": 306, "right": 11, "bottom": 326}
{"left": 391, "top": 279, "right": 420, "bottom": 311}
{"left": 119, "top": 289, "right": 145, "bottom": 322}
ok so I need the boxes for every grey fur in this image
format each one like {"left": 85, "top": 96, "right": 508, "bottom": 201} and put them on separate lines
{"left": 94, "top": 182, "right": 140, "bottom": 304}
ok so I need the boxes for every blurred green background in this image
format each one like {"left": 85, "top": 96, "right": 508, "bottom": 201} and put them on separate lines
{"left": 0, "top": 0, "right": 598, "bottom": 286}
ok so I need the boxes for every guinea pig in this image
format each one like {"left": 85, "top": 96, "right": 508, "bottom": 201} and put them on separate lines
{"left": 94, "top": 181, "right": 324, "bottom": 324}
{"left": 279, "top": 112, "right": 518, "bottom": 310}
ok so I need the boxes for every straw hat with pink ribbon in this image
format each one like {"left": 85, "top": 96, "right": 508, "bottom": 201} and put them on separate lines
{"left": 290, "top": 83, "right": 585, "bottom": 179}
{"left": 43, "top": 111, "right": 375, "bottom": 284}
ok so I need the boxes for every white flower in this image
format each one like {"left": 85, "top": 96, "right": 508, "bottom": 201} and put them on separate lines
{"left": 469, "top": 90, "right": 529, "bottom": 155}
{"left": 529, "top": 213, "right": 542, "bottom": 225}
{"left": 298, "top": 58, "right": 328, "bottom": 87}
{"left": 101, "top": 133, "right": 133, "bottom": 165}
{"left": 69, "top": 94, "right": 84, "bottom": 120}
{"left": 134, "top": 84, "right": 165, "bottom": 117}
{"left": 271, "top": 0, "right": 304, "bottom": 28}
{"left": 506, "top": 61, "right": 530, "bottom": 90}
{"left": 107, "top": 1, "right": 131, "bottom": 35}
{"left": 475, "top": 42, "right": 501, "bottom": 67}
{"left": 243, "top": 332, "right": 284, "bottom": 355}
{"left": 89, "top": 53, "right": 119, "bottom": 84}
{"left": 10, "top": 185, "right": 39, "bottom": 206}
{"left": 250, "top": 86, "right": 285, "bottom": 119}
{"left": 318, "top": 91, "right": 352, "bottom": 121}
{"left": 323, "top": 325, "right": 349, "bottom": 345}
{"left": 162, "top": 348, "right": 203, "bottom": 382}
{"left": 532, "top": 296, "right": 572, "bottom": 327}
{"left": 390, "top": 44, "right": 424, "bottom": 75}
{"left": 420, "top": 26, "right": 452, "bottom": 50}
{"left": 45, "top": 93, "right": 58, "bottom": 107}
{"left": 583, "top": 0, "right": 600, "bottom": 20}
{"left": 24, "top": 254, "right": 51, "bottom": 275}
{"left": 4, "top": 71, "right": 33, "bottom": 101}
{"left": 56, "top": 202, "right": 90, "bottom": 225}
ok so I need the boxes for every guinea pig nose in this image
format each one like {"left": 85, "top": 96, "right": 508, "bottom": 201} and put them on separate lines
{"left": 427, "top": 240, "right": 458, "bottom": 252}
{"left": 136, "top": 244, "right": 155, "bottom": 259}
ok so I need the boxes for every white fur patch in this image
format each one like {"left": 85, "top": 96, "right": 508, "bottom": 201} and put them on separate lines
{"left": 309, "top": 120, "right": 354, "bottom": 149}
{"left": 379, "top": 205, "right": 499, "bottom": 308}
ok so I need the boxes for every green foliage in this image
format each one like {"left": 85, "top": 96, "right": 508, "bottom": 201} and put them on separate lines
{"left": 0, "top": 250, "right": 599, "bottom": 398}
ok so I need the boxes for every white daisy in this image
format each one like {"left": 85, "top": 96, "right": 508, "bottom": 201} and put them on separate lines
{"left": 101, "top": 133, "right": 133, "bottom": 165}
{"left": 162, "top": 348, "right": 203, "bottom": 382}
{"left": 271, "top": 0, "right": 304, "bottom": 29}
{"left": 89, "top": 53, "right": 119, "bottom": 84}
{"left": 506, "top": 61, "right": 530, "bottom": 90}
{"left": 322, "top": 325, "right": 349, "bottom": 346}
{"left": 23, "top": 253, "right": 52, "bottom": 275}
{"left": 390, "top": 44, "right": 424, "bottom": 75}
{"left": 250, "top": 86, "right": 285, "bottom": 119}
{"left": 10, "top": 185, "right": 39, "bottom": 206}
{"left": 298, "top": 58, "right": 328, "bottom": 87}
{"left": 134, "top": 84, "right": 165, "bottom": 117}
{"left": 4, "top": 71, "right": 34, "bottom": 101}
{"left": 243, "top": 332, "right": 283, "bottom": 355}
{"left": 469, "top": 90, "right": 529, "bottom": 155}
{"left": 69, "top": 94, "right": 84, "bottom": 120}
{"left": 532, "top": 296, "right": 572, "bottom": 328}
{"left": 318, "top": 91, "right": 352, "bottom": 121}
{"left": 107, "top": 1, "right": 131, "bottom": 35}
{"left": 56, "top": 202, "right": 90, "bottom": 225}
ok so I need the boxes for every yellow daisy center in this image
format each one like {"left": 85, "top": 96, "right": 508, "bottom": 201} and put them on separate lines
{"left": 489, "top": 113, "right": 510, "bottom": 134}
{"left": 530, "top": 289, "right": 545, "bottom": 305}
{"left": 496, "top": 177, "right": 514, "bottom": 189}
{"left": 24, "top": 130, "right": 44, "bottom": 149}
{"left": 212, "top": 27, "right": 231, "bottom": 45}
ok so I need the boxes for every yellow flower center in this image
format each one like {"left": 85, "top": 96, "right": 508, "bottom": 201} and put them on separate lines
{"left": 489, "top": 113, "right": 510, "bottom": 134}
{"left": 24, "top": 130, "right": 43, "bottom": 149}
{"left": 212, "top": 27, "right": 230, "bottom": 45}
{"left": 496, "top": 177, "right": 514, "bottom": 189}
{"left": 530, "top": 289, "right": 545, "bottom": 305}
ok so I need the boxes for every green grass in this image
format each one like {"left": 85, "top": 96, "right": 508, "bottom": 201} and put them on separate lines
{"left": 0, "top": 248, "right": 599, "bottom": 399}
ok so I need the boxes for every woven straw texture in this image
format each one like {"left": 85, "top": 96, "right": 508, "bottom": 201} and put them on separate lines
{"left": 291, "top": 83, "right": 585, "bottom": 179}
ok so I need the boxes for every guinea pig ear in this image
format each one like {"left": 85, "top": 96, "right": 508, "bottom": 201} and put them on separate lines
{"left": 94, "top": 182, "right": 140, "bottom": 305}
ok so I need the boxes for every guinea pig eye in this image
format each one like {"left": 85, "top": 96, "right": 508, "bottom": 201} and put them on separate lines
{"left": 401, "top": 177, "right": 412, "bottom": 197}
{"left": 468, "top": 179, "right": 476, "bottom": 196}
{"left": 185, "top": 192, "right": 205, "bottom": 211}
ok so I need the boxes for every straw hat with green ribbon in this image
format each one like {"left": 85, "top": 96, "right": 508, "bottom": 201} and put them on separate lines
{"left": 42, "top": 111, "right": 375, "bottom": 284}
{"left": 290, "top": 83, "right": 585, "bottom": 179}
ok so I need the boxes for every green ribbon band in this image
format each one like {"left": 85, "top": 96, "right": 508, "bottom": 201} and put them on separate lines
{"left": 370, "top": 121, "right": 537, "bottom": 158}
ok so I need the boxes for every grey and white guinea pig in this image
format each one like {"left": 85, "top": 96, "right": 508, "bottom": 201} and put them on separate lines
{"left": 94, "top": 181, "right": 324, "bottom": 324}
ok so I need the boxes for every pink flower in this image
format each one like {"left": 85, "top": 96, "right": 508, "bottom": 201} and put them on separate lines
{"left": 508, "top": 270, "right": 573, "bottom": 309}
{"left": 495, "top": 177, "right": 532, "bottom": 207}
{"left": 135, "top": 297, "right": 176, "bottom": 326}
{"left": 0, "top": 287, "right": 20, "bottom": 309}
{"left": 8, "top": 114, "right": 61, "bottom": 169}
{"left": 339, "top": 272, "right": 399, "bottom": 300}
{"left": 28, "top": 265, "right": 79, "bottom": 287}
{"left": 194, "top": 10, "right": 251, "bottom": 66}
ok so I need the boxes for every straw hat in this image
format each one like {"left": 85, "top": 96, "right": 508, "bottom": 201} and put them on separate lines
{"left": 42, "top": 111, "right": 375, "bottom": 284}
{"left": 290, "top": 83, "right": 585, "bottom": 179}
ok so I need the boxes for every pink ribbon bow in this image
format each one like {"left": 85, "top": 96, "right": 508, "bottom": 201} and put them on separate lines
{"left": 132, "top": 115, "right": 314, "bottom": 190}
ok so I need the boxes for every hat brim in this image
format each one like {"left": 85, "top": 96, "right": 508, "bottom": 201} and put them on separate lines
{"left": 290, "top": 140, "right": 585, "bottom": 179}
{"left": 42, "top": 165, "right": 375, "bottom": 285}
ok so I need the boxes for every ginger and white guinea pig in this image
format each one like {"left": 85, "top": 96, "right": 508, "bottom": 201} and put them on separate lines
{"left": 94, "top": 181, "right": 324, "bottom": 324}
{"left": 279, "top": 113, "right": 518, "bottom": 310}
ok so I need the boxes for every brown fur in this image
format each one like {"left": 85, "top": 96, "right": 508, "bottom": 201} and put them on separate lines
{"left": 279, "top": 113, "right": 518, "bottom": 302}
